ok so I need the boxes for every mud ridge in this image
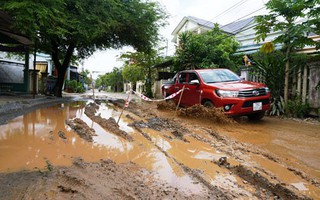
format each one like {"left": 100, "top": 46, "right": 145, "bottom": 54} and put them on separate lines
{"left": 84, "top": 102, "right": 133, "bottom": 142}
{"left": 203, "top": 128, "right": 320, "bottom": 187}
{"left": 230, "top": 165, "right": 312, "bottom": 200}
{"left": 1, "top": 158, "right": 209, "bottom": 199}
{"left": 66, "top": 118, "right": 97, "bottom": 142}
{"left": 129, "top": 117, "right": 236, "bottom": 199}
{"left": 129, "top": 117, "right": 189, "bottom": 142}
{"left": 190, "top": 128, "right": 316, "bottom": 199}
{"left": 205, "top": 129, "right": 280, "bottom": 162}
{"left": 153, "top": 141, "right": 232, "bottom": 199}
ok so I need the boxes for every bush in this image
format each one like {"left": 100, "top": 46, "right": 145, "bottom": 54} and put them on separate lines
{"left": 287, "top": 96, "right": 310, "bottom": 118}
{"left": 65, "top": 80, "right": 84, "bottom": 93}
{"left": 269, "top": 96, "right": 285, "bottom": 116}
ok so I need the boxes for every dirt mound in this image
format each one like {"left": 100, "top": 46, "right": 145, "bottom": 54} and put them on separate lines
{"left": 66, "top": 118, "right": 97, "bottom": 142}
{"left": 157, "top": 101, "right": 176, "bottom": 110}
{"left": 85, "top": 102, "right": 133, "bottom": 142}
{"left": 178, "top": 104, "right": 235, "bottom": 124}
{"left": 0, "top": 158, "right": 207, "bottom": 200}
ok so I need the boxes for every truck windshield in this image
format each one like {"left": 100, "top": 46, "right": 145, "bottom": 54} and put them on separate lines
{"left": 198, "top": 69, "right": 240, "bottom": 83}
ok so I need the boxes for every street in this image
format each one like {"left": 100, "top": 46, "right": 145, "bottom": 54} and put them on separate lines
{"left": 0, "top": 91, "right": 319, "bottom": 199}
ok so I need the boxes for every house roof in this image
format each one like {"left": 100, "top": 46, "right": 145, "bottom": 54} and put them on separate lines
{"left": 171, "top": 16, "right": 216, "bottom": 36}
{"left": 187, "top": 16, "right": 216, "bottom": 29}
{"left": 220, "top": 17, "right": 255, "bottom": 35}
{"left": 0, "top": 10, "right": 33, "bottom": 45}
{"left": 172, "top": 15, "right": 256, "bottom": 37}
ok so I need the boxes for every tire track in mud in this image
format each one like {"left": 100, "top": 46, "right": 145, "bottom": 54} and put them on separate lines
{"left": 188, "top": 128, "right": 314, "bottom": 200}
{"left": 128, "top": 112, "right": 313, "bottom": 200}
{"left": 129, "top": 118, "right": 233, "bottom": 200}
{"left": 199, "top": 128, "right": 320, "bottom": 189}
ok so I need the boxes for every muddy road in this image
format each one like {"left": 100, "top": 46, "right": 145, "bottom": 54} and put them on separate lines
{"left": 0, "top": 96, "right": 319, "bottom": 199}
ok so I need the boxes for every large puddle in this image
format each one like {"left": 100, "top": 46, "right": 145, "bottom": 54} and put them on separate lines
{"left": 0, "top": 101, "right": 225, "bottom": 194}
{"left": 0, "top": 101, "right": 319, "bottom": 198}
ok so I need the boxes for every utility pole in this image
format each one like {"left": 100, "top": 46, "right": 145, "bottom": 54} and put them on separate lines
{"left": 32, "top": 40, "right": 37, "bottom": 99}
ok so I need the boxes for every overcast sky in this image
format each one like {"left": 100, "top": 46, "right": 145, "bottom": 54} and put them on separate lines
{"left": 82, "top": 0, "right": 269, "bottom": 78}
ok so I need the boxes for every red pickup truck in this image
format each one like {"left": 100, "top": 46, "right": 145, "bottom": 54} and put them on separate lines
{"left": 162, "top": 68, "right": 271, "bottom": 120}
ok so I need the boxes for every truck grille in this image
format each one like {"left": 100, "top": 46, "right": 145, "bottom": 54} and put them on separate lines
{"left": 238, "top": 88, "right": 267, "bottom": 97}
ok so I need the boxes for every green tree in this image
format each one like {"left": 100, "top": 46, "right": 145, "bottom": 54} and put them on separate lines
{"left": 254, "top": 0, "right": 318, "bottom": 108}
{"left": 96, "top": 67, "right": 123, "bottom": 92}
{"left": 122, "top": 64, "right": 144, "bottom": 91}
{"left": 80, "top": 69, "right": 92, "bottom": 86}
{"left": 174, "top": 24, "right": 240, "bottom": 71}
{"left": 1, "top": 0, "right": 167, "bottom": 97}
{"left": 121, "top": 50, "right": 164, "bottom": 97}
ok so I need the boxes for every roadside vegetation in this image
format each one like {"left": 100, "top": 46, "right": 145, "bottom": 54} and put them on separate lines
{"left": 3, "top": 0, "right": 318, "bottom": 119}
{"left": 1, "top": 0, "right": 167, "bottom": 97}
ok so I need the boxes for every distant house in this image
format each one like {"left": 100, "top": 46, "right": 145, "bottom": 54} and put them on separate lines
{"left": 171, "top": 16, "right": 284, "bottom": 55}
{"left": 171, "top": 15, "right": 319, "bottom": 55}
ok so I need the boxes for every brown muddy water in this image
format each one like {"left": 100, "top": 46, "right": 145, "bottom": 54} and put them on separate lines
{"left": 0, "top": 101, "right": 210, "bottom": 195}
{"left": 1, "top": 101, "right": 320, "bottom": 199}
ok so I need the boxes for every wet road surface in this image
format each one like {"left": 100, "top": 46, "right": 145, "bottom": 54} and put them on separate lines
{"left": 0, "top": 100, "right": 319, "bottom": 199}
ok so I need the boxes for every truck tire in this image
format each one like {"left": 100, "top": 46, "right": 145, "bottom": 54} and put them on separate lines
{"left": 203, "top": 100, "right": 214, "bottom": 108}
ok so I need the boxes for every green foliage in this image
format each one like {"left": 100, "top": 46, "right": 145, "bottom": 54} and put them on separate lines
{"left": 174, "top": 24, "right": 240, "bottom": 71}
{"left": 251, "top": 51, "right": 286, "bottom": 99}
{"left": 79, "top": 69, "right": 92, "bottom": 86}
{"left": 122, "top": 64, "right": 144, "bottom": 89}
{"left": 270, "top": 96, "right": 285, "bottom": 116}
{"left": 120, "top": 50, "right": 165, "bottom": 97}
{"left": 287, "top": 96, "right": 310, "bottom": 118}
{"left": 96, "top": 67, "right": 123, "bottom": 92}
{"left": 255, "top": 0, "right": 316, "bottom": 47}
{"left": 250, "top": 51, "right": 286, "bottom": 116}
{"left": 65, "top": 80, "right": 84, "bottom": 93}
{"left": 254, "top": 0, "right": 319, "bottom": 106}
{"left": 1, "top": 0, "right": 167, "bottom": 97}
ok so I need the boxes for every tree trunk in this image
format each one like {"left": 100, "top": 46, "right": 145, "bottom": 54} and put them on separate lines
{"left": 145, "top": 67, "right": 153, "bottom": 98}
{"left": 54, "top": 68, "right": 67, "bottom": 97}
{"left": 284, "top": 44, "right": 291, "bottom": 109}
{"left": 51, "top": 40, "right": 75, "bottom": 97}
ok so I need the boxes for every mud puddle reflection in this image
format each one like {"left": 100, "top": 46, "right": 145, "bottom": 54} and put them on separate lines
{"left": 0, "top": 102, "right": 205, "bottom": 195}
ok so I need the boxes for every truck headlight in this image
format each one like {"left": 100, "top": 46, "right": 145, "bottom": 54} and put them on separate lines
{"left": 265, "top": 87, "right": 270, "bottom": 94}
{"left": 216, "top": 90, "right": 239, "bottom": 98}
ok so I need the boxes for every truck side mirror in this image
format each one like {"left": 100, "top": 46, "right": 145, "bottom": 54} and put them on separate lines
{"left": 190, "top": 79, "right": 200, "bottom": 85}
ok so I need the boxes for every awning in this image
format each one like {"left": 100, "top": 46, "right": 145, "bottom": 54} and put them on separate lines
{"left": 0, "top": 10, "right": 33, "bottom": 45}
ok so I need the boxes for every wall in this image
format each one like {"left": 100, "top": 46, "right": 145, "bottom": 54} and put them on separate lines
{"left": 308, "top": 62, "right": 320, "bottom": 109}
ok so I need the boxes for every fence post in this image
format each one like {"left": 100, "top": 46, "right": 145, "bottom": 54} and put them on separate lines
{"left": 302, "top": 65, "right": 308, "bottom": 104}
{"left": 297, "top": 67, "right": 302, "bottom": 96}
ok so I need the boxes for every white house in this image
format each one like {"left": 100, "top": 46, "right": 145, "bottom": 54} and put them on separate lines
{"left": 170, "top": 15, "right": 320, "bottom": 110}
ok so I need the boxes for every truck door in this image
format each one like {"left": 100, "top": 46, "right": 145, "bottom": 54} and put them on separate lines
{"left": 173, "top": 72, "right": 188, "bottom": 106}
{"left": 184, "top": 72, "right": 201, "bottom": 106}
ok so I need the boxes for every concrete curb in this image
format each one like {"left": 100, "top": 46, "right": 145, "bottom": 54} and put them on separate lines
{"left": 0, "top": 96, "right": 75, "bottom": 125}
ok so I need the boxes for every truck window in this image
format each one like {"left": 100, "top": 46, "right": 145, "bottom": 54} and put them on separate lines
{"left": 178, "top": 73, "right": 187, "bottom": 83}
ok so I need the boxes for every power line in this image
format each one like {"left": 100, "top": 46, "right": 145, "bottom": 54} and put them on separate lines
{"left": 211, "top": 0, "right": 249, "bottom": 21}
{"left": 200, "top": 0, "right": 250, "bottom": 29}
